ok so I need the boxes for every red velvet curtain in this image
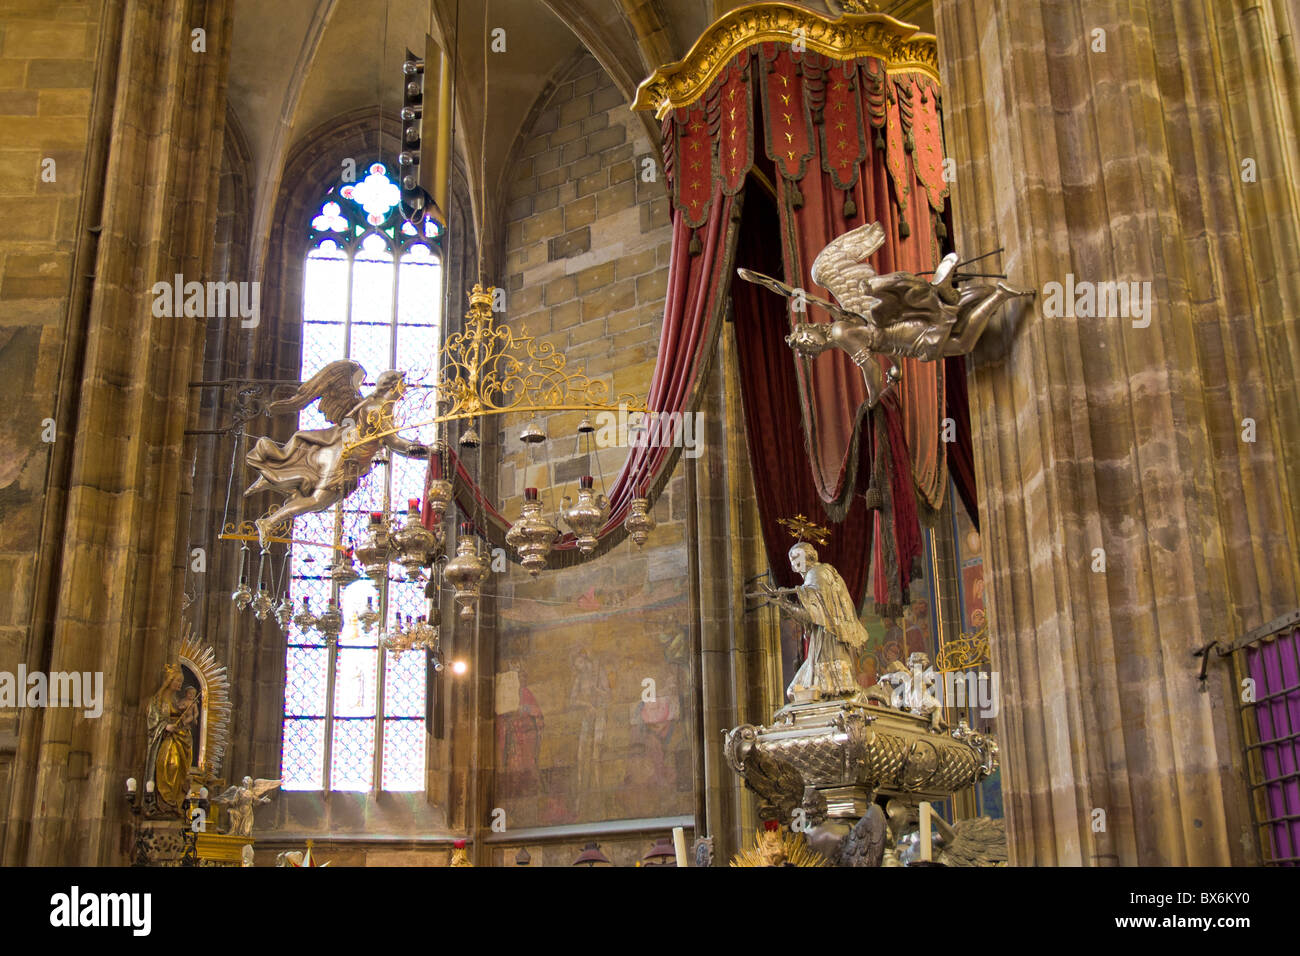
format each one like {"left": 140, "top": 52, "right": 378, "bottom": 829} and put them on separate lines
{"left": 422, "top": 184, "right": 741, "bottom": 563}
{"left": 756, "top": 46, "right": 949, "bottom": 521}
{"left": 733, "top": 187, "right": 921, "bottom": 610}
{"left": 424, "top": 41, "right": 971, "bottom": 599}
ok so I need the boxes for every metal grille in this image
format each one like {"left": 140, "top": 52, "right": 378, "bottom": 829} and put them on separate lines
{"left": 1224, "top": 609, "right": 1300, "bottom": 866}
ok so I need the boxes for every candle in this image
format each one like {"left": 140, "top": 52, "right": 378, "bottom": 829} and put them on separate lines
{"left": 672, "top": 826, "right": 688, "bottom": 868}
{"left": 125, "top": 778, "right": 137, "bottom": 793}
{"left": 145, "top": 780, "right": 154, "bottom": 793}
{"left": 919, "top": 802, "right": 932, "bottom": 862}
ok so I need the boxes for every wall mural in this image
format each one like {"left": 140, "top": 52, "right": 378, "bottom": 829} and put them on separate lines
{"left": 494, "top": 564, "right": 691, "bottom": 828}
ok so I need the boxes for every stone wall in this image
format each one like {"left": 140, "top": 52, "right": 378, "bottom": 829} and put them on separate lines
{"left": 0, "top": 0, "right": 106, "bottom": 856}
{"left": 487, "top": 52, "right": 692, "bottom": 831}
{"left": 0, "top": 6, "right": 102, "bottom": 714}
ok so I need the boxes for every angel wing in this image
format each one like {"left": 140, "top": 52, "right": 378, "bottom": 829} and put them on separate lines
{"left": 736, "top": 268, "right": 877, "bottom": 324}
{"left": 809, "top": 221, "right": 886, "bottom": 315}
{"left": 268, "top": 360, "right": 366, "bottom": 426}
{"left": 212, "top": 785, "right": 241, "bottom": 806}
{"left": 833, "top": 804, "right": 887, "bottom": 867}
{"left": 249, "top": 777, "right": 282, "bottom": 798}
{"left": 935, "top": 815, "right": 1008, "bottom": 867}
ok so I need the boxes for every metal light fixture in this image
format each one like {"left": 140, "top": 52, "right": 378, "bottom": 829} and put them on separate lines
{"left": 274, "top": 596, "right": 294, "bottom": 628}
{"left": 314, "top": 599, "right": 343, "bottom": 644}
{"left": 355, "top": 512, "right": 392, "bottom": 582}
{"left": 561, "top": 476, "right": 609, "bottom": 554}
{"left": 444, "top": 524, "right": 489, "bottom": 623}
{"left": 505, "top": 487, "right": 559, "bottom": 576}
{"left": 573, "top": 842, "right": 613, "bottom": 867}
{"left": 392, "top": 498, "right": 438, "bottom": 580}
{"left": 519, "top": 418, "right": 545, "bottom": 444}
{"left": 624, "top": 484, "right": 656, "bottom": 548}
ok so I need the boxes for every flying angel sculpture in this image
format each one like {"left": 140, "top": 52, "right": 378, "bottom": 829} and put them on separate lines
{"left": 214, "top": 776, "right": 282, "bottom": 838}
{"left": 245, "top": 360, "right": 429, "bottom": 546}
{"left": 737, "top": 222, "right": 1031, "bottom": 408}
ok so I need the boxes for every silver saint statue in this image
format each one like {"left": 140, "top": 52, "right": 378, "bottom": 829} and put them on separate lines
{"left": 213, "top": 775, "right": 281, "bottom": 837}
{"left": 244, "top": 360, "right": 429, "bottom": 545}
{"left": 751, "top": 541, "right": 869, "bottom": 702}
{"left": 737, "top": 222, "right": 1031, "bottom": 407}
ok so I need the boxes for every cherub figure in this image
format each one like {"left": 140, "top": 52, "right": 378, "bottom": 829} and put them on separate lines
{"left": 244, "top": 360, "right": 429, "bottom": 545}
{"left": 738, "top": 222, "right": 1032, "bottom": 407}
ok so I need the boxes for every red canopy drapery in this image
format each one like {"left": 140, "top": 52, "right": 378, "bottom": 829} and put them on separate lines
{"left": 423, "top": 7, "right": 976, "bottom": 605}
{"left": 421, "top": 183, "right": 743, "bottom": 566}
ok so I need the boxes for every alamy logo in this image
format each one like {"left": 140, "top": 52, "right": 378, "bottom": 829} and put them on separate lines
{"left": 592, "top": 404, "right": 704, "bottom": 459}
{"left": 1041, "top": 273, "right": 1152, "bottom": 328}
{"left": 887, "top": 665, "right": 1000, "bottom": 719}
{"left": 50, "top": 887, "right": 151, "bottom": 936}
{"left": 151, "top": 274, "right": 261, "bottom": 328}
{"left": 0, "top": 667, "right": 103, "bottom": 718}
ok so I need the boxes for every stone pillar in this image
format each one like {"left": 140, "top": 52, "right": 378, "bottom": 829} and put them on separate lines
{"left": 6, "top": 0, "right": 234, "bottom": 865}
{"left": 934, "top": 0, "right": 1300, "bottom": 865}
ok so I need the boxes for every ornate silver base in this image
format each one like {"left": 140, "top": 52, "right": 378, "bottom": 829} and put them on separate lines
{"left": 724, "top": 694, "right": 997, "bottom": 827}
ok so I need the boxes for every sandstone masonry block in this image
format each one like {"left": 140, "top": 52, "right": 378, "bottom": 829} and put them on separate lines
{"left": 575, "top": 261, "right": 615, "bottom": 293}
{"left": 581, "top": 279, "right": 635, "bottom": 320}
{"left": 565, "top": 195, "right": 596, "bottom": 229}
{"left": 587, "top": 125, "right": 626, "bottom": 154}
{"left": 575, "top": 169, "right": 606, "bottom": 197}
{"left": 548, "top": 227, "right": 590, "bottom": 260}
{"left": 544, "top": 274, "right": 577, "bottom": 305}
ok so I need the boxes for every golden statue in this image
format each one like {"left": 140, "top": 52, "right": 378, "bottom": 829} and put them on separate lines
{"left": 244, "top": 360, "right": 429, "bottom": 546}
{"left": 738, "top": 222, "right": 1031, "bottom": 406}
{"left": 144, "top": 663, "right": 198, "bottom": 816}
{"left": 450, "top": 839, "right": 473, "bottom": 866}
{"left": 731, "top": 822, "right": 827, "bottom": 867}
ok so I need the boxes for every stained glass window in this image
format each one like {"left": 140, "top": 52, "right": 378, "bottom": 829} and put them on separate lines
{"left": 280, "top": 162, "right": 442, "bottom": 792}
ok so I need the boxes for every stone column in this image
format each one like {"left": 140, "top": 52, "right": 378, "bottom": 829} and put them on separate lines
{"left": 933, "top": 0, "right": 1300, "bottom": 865}
{"left": 6, "top": 0, "right": 234, "bottom": 865}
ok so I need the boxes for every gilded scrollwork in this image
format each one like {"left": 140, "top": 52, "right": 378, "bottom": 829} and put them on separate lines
{"left": 936, "top": 622, "right": 991, "bottom": 672}
{"left": 345, "top": 285, "right": 648, "bottom": 450}
{"left": 632, "top": 2, "right": 940, "bottom": 117}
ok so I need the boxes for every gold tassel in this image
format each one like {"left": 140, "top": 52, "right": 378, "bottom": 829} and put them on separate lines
{"left": 790, "top": 182, "right": 803, "bottom": 209}
{"left": 689, "top": 231, "right": 702, "bottom": 256}
{"left": 843, "top": 195, "right": 857, "bottom": 218}
{"left": 898, "top": 219, "right": 910, "bottom": 239}
{"left": 874, "top": 129, "right": 885, "bottom": 150}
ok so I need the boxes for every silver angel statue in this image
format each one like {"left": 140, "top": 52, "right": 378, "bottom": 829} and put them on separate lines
{"left": 750, "top": 540, "right": 870, "bottom": 702}
{"left": 737, "top": 222, "right": 1031, "bottom": 407}
{"left": 213, "top": 775, "right": 281, "bottom": 837}
{"left": 244, "top": 360, "right": 429, "bottom": 545}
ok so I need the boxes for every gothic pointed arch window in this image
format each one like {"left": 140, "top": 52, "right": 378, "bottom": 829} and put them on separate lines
{"left": 281, "top": 162, "right": 441, "bottom": 792}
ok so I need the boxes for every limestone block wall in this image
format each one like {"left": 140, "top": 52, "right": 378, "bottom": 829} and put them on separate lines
{"left": 486, "top": 52, "right": 692, "bottom": 831}
{"left": 0, "top": 0, "right": 106, "bottom": 855}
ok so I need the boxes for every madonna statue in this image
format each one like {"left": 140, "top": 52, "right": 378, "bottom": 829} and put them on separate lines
{"left": 144, "top": 663, "right": 199, "bottom": 816}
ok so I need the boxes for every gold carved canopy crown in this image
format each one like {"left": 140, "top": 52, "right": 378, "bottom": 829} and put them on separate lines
{"left": 632, "top": 1, "right": 939, "bottom": 118}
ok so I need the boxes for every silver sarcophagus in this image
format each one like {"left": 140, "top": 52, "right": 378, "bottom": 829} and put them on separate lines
{"left": 724, "top": 696, "right": 998, "bottom": 826}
